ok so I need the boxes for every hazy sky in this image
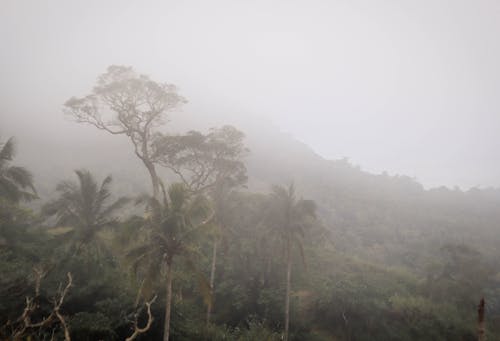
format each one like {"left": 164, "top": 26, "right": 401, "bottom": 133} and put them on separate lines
{"left": 1, "top": 0, "right": 500, "bottom": 189}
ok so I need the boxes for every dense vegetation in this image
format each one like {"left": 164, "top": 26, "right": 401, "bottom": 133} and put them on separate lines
{"left": 1, "top": 66, "right": 500, "bottom": 340}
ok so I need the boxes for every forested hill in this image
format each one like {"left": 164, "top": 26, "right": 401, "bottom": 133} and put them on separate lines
{"left": 14, "top": 116, "right": 500, "bottom": 266}
{"left": 246, "top": 125, "right": 500, "bottom": 265}
{"left": 4, "top": 115, "right": 500, "bottom": 340}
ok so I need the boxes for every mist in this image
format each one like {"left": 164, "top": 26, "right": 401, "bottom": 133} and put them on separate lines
{"left": 2, "top": 0, "right": 500, "bottom": 188}
{"left": 2, "top": 1, "right": 500, "bottom": 340}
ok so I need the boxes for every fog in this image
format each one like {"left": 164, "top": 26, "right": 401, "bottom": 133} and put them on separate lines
{"left": 4, "top": 2, "right": 500, "bottom": 340}
{"left": 2, "top": 0, "right": 500, "bottom": 189}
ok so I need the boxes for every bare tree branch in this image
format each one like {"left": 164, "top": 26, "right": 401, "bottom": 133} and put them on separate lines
{"left": 9, "top": 271, "right": 73, "bottom": 340}
{"left": 125, "top": 295, "right": 157, "bottom": 341}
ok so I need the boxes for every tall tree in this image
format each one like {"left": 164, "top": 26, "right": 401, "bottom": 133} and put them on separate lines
{"left": 127, "top": 183, "right": 210, "bottom": 341}
{"left": 64, "top": 65, "right": 186, "bottom": 199}
{"left": 42, "top": 169, "right": 129, "bottom": 255}
{"left": 0, "top": 137, "right": 36, "bottom": 203}
{"left": 267, "top": 184, "right": 316, "bottom": 341}
{"left": 153, "top": 125, "right": 248, "bottom": 324}
{"left": 153, "top": 125, "right": 247, "bottom": 193}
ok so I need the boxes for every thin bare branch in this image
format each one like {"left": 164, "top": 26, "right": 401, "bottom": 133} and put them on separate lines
{"left": 9, "top": 271, "right": 72, "bottom": 340}
{"left": 125, "top": 295, "right": 157, "bottom": 341}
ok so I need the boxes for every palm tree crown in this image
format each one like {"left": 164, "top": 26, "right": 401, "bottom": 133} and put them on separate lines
{"left": 128, "top": 182, "right": 210, "bottom": 284}
{"left": 0, "top": 137, "right": 37, "bottom": 203}
{"left": 127, "top": 183, "right": 210, "bottom": 341}
{"left": 268, "top": 183, "right": 316, "bottom": 243}
{"left": 267, "top": 183, "right": 316, "bottom": 341}
{"left": 43, "top": 169, "right": 129, "bottom": 249}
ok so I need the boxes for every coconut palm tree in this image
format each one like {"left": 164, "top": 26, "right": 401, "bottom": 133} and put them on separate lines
{"left": 267, "top": 183, "right": 316, "bottom": 341}
{"left": 0, "top": 137, "right": 36, "bottom": 203}
{"left": 42, "top": 169, "right": 129, "bottom": 255}
{"left": 153, "top": 126, "right": 248, "bottom": 327}
{"left": 127, "top": 183, "right": 210, "bottom": 341}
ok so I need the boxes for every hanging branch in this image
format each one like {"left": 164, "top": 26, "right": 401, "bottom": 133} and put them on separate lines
{"left": 125, "top": 295, "right": 157, "bottom": 341}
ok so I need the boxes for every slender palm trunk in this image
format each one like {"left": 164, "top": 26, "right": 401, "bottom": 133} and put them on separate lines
{"left": 206, "top": 238, "right": 217, "bottom": 325}
{"left": 284, "top": 238, "right": 292, "bottom": 341}
{"left": 478, "top": 298, "right": 485, "bottom": 341}
{"left": 164, "top": 262, "right": 173, "bottom": 341}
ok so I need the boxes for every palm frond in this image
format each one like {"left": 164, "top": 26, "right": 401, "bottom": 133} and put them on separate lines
{"left": 5, "top": 166, "right": 36, "bottom": 193}
{"left": 134, "top": 193, "right": 153, "bottom": 206}
{"left": 0, "top": 137, "right": 15, "bottom": 163}
{"left": 100, "top": 174, "right": 113, "bottom": 189}
{"left": 0, "top": 178, "right": 24, "bottom": 202}
{"left": 0, "top": 138, "right": 37, "bottom": 203}
{"left": 127, "top": 246, "right": 160, "bottom": 278}
{"left": 168, "top": 183, "right": 188, "bottom": 211}
{"left": 43, "top": 169, "right": 130, "bottom": 260}
{"left": 99, "top": 196, "right": 130, "bottom": 220}
{"left": 126, "top": 243, "right": 156, "bottom": 261}
{"left": 296, "top": 199, "right": 316, "bottom": 218}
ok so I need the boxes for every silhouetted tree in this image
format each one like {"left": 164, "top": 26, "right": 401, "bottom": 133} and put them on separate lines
{"left": 267, "top": 184, "right": 316, "bottom": 341}
{"left": 42, "top": 169, "right": 129, "bottom": 255}
{"left": 64, "top": 66, "right": 186, "bottom": 199}
{"left": 127, "top": 183, "right": 210, "bottom": 341}
{"left": 154, "top": 125, "right": 247, "bottom": 193}
{"left": 154, "top": 125, "right": 248, "bottom": 324}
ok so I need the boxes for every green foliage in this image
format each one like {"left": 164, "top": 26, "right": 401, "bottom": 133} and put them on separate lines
{"left": 154, "top": 125, "right": 248, "bottom": 193}
{"left": 70, "top": 312, "right": 117, "bottom": 340}
{"left": 0, "top": 137, "right": 37, "bottom": 204}
{"left": 42, "top": 169, "right": 129, "bottom": 254}
{"left": 203, "top": 318, "right": 281, "bottom": 341}
{"left": 3, "top": 131, "right": 500, "bottom": 341}
{"left": 127, "top": 183, "right": 210, "bottom": 282}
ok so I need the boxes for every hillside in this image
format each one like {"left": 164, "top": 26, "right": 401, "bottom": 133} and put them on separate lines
{"left": 11, "top": 116, "right": 500, "bottom": 268}
{"left": 3, "top": 120, "right": 500, "bottom": 339}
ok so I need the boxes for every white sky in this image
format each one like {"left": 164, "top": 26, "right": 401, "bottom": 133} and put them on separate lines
{"left": 1, "top": 0, "right": 500, "bottom": 188}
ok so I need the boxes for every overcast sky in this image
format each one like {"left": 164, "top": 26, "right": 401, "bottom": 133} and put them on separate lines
{"left": 1, "top": 0, "right": 500, "bottom": 189}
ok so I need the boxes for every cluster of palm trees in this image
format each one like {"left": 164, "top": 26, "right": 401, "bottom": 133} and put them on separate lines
{"left": 126, "top": 183, "right": 212, "bottom": 340}
{"left": 2, "top": 131, "right": 317, "bottom": 341}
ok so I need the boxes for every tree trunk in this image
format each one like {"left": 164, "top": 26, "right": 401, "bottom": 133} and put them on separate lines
{"left": 478, "top": 297, "right": 485, "bottom": 341}
{"left": 144, "top": 160, "right": 160, "bottom": 199}
{"left": 164, "top": 262, "right": 173, "bottom": 341}
{"left": 206, "top": 238, "right": 217, "bottom": 325}
{"left": 138, "top": 136, "right": 160, "bottom": 200}
{"left": 284, "top": 238, "right": 292, "bottom": 341}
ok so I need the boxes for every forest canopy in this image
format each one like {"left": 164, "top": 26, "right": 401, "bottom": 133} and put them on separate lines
{"left": 1, "top": 66, "right": 500, "bottom": 341}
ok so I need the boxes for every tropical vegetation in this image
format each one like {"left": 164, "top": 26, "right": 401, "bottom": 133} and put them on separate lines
{"left": 1, "top": 66, "right": 500, "bottom": 340}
